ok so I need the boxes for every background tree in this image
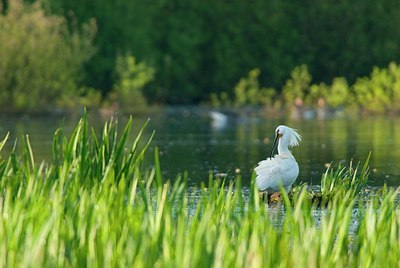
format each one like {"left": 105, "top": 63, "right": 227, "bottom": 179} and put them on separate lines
{"left": 0, "top": 0, "right": 95, "bottom": 113}
{"left": 2, "top": 0, "right": 400, "bottom": 107}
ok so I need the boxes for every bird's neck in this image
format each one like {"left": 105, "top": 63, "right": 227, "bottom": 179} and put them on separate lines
{"left": 278, "top": 139, "right": 295, "bottom": 159}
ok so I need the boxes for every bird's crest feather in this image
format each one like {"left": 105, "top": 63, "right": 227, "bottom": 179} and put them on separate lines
{"left": 287, "top": 127, "right": 301, "bottom": 147}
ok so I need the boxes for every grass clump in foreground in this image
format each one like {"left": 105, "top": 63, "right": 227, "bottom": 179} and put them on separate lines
{"left": 0, "top": 115, "right": 399, "bottom": 267}
{"left": 304, "top": 152, "right": 371, "bottom": 207}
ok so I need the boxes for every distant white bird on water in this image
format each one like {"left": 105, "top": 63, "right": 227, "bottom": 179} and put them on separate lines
{"left": 255, "top": 125, "right": 301, "bottom": 194}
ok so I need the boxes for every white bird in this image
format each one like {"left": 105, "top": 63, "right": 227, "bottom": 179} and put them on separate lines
{"left": 209, "top": 111, "right": 228, "bottom": 129}
{"left": 255, "top": 125, "right": 301, "bottom": 193}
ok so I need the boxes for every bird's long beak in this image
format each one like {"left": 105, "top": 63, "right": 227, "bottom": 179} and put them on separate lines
{"left": 270, "top": 133, "right": 281, "bottom": 159}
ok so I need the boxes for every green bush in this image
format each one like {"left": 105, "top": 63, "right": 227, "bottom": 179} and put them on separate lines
{"left": 109, "top": 54, "right": 155, "bottom": 113}
{"left": 282, "top": 62, "right": 400, "bottom": 114}
{"left": 282, "top": 65, "right": 312, "bottom": 108}
{"left": 387, "top": 62, "right": 400, "bottom": 111}
{"left": 0, "top": 0, "right": 95, "bottom": 113}
{"left": 305, "top": 83, "right": 327, "bottom": 108}
{"left": 233, "top": 69, "right": 277, "bottom": 107}
{"left": 326, "top": 77, "right": 350, "bottom": 108}
{"left": 210, "top": 92, "right": 231, "bottom": 107}
{"left": 304, "top": 78, "right": 351, "bottom": 109}
{"left": 210, "top": 62, "right": 400, "bottom": 115}
{"left": 352, "top": 62, "right": 400, "bottom": 113}
{"left": 210, "top": 69, "right": 277, "bottom": 107}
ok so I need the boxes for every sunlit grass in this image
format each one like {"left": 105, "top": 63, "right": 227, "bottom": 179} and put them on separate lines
{"left": 307, "top": 152, "right": 371, "bottom": 206}
{"left": 0, "top": 115, "right": 399, "bottom": 267}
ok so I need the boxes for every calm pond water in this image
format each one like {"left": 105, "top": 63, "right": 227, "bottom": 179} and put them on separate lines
{"left": 0, "top": 108, "right": 400, "bottom": 187}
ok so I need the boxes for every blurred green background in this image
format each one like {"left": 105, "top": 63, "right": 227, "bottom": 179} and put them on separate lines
{"left": 1, "top": 0, "right": 400, "bottom": 114}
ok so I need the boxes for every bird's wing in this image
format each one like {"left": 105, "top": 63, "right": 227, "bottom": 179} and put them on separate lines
{"left": 255, "top": 158, "right": 280, "bottom": 176}
{"left": 254, "top": 157, "right": 298, "bottom": 191}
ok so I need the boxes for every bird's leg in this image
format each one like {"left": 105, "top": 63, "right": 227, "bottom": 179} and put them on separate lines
{"left": 259, "top": 191, "right": 269, "bottom": 201}
{"left": 269, "top": 192, "right": 281, "bottom": 203}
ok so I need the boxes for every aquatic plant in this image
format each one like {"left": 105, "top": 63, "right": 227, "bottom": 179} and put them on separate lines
{"left": 309, "top": 152, "right": 371, "bottom": 206}
{"left": 0, "top": 116, "right": 399, "bottom": 267}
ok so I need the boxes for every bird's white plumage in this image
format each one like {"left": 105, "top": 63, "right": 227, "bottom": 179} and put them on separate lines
{"left": 255, "top": 125, "right": 301, "bottom": 193}
{"left": 255, "top": 156, "right": 299, "bottom": 192}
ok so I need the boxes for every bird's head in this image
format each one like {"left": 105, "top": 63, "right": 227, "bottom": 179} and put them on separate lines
{"left": 270, "top": 125, "right": 301, "bottom": 158}
{"left": 275, "top": 125, "right": 301, "bottom": 147}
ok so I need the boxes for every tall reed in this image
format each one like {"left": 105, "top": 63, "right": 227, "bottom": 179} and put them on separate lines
{"left": 0, "top": 116, "right": 398, "bottom": 267}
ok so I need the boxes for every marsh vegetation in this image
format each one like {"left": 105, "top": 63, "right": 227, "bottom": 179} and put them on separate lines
{"left": 0, "top": 115, "right": 399, "bottom": 267}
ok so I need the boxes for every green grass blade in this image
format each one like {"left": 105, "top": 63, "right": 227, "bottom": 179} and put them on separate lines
{"left": 0, "top": 132, "right": 9, "bottom": 153}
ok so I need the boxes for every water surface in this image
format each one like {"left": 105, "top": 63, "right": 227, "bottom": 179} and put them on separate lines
{"left": 0, "top": 108, "right": 399, "bottom": 186}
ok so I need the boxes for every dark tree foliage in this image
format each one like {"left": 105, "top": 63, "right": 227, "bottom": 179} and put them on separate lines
{"left": 1, "top": 0, "right": 8, "bottom": 14}
{"left": 38, "top": 0, "right": 400, "bottom": 103}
